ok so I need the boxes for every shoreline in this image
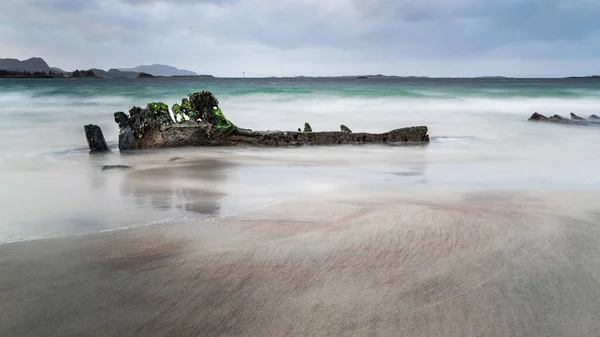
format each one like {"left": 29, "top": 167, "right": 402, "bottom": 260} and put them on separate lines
{"left": 2, "top": 188, "right": 600, "bottom": 336}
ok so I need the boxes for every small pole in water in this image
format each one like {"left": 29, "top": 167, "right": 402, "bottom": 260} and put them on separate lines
{"left": 243, "top": 72, "right": 245, "bottom": 78}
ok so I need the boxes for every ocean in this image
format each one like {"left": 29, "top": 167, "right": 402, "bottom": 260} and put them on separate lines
{"left": 1, "top": 77, "right": 600, "bottom": 242}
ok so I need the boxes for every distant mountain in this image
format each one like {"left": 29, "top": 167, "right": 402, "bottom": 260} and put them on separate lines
{"left": 0, "top": 57, "right": 204, "bottom": 78}
{"left": 0, "top": 57, "right": 50, "bottom": 72}
{"left": 89, "top": 68, "right": 107, "bottom": 77}
{"left": 90, "top": 68, "right": 139, "bottom": 78}
{"left": 50, "top": 67, "right": 68, "bottom": 74}
{"left": 118, "top": 64, "right": 197, "bottom": 77}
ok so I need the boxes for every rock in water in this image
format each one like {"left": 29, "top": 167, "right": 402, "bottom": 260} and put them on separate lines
{"left": 528, "top": 113, "right": 600, "bottom": 126}
{"left": 101, "top": 165, "right": 131, "bottom": 171}
{"left": 297, "top": 128, "right": 302, "bottom": 132}
{"left": 340, "top": 125, "right": 352, "bottom": 133}
{"left": 304, "top": 123, "right": 312, "bottom": 132}
{"left": 529, "top": 112, "right": 548, "bottom": 121}
{"left": 570, "top": 113, "right": 585, "bottom": 120}
{"left": 84, "top": 124, "right": 110, "bottom": 153}
{"left": 590, "top": 114, "right": 599, "bottom": 119}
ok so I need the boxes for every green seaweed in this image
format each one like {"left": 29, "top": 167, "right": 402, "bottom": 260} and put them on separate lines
{"left": 213, "top": 107, "right": 233, "bottom": 129}
{"left": 146, "top": 102, "right": 171, "bottom": 125}
{"left": 181, "top": 98, "right": 193, "bottom": 118}
{"left": 171, "top": 103, "right": 185, "bottom": 123}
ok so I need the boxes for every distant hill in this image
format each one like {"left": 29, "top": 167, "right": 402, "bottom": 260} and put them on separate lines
{"left": 50, "top": 67, "right": 68, "bottom": 74}
{"left": 0, "top": 57, "right": 200, "bottom": 78}
{"left": 118, "top": 64, "right": 197, "bottom": 77}
{"left": 0, "top": 57, "right": 50, "bottom": 72}
{"left": 89, "top": 68, "right": 139, "bottom": 78}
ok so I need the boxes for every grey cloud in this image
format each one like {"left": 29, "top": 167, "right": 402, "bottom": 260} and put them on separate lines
{"left": 1, "top": 0, "right": 599, "bottom": 76}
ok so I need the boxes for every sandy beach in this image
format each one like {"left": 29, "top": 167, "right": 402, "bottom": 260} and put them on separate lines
{"left": 2, "top": 183, "right": 600, "bottom": 336}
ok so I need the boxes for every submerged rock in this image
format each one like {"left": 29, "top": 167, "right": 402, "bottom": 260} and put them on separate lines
{"left": 101, "top": 165, "right": 132, "bottom": 171}
{"left": 529, "top": 112, "right": 547, "bottom": 121}
{"left": 84, "top": 124, "right": 110, "bottom": 153}
{"left": 340, "top": 125, "right": 352, "bottom": 133}
{"left": 304, "top": 123, "right": 312, "bottom": 132}
{"left": 570, "top": 113, "right": 585, "bottom": 120}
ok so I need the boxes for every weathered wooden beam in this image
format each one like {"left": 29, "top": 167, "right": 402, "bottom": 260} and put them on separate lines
{"left": 84, "top": 124, "right": 110, "bottom": 153}
{"left": 86, "top": 91, "right": 430, "bottom": 152}
{"left": 127, "top": 125, "right": 429, "bottom": 149}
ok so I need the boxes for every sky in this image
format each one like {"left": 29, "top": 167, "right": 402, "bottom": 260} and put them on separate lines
{"left": 1, "top": 0, "right": 599, "bottom": 77}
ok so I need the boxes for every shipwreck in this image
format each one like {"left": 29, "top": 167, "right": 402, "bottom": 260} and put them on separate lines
{"left": 85, "top": 91, "right": 430, "bottom": 153}
{"left": 529, "top": 112, "right": 600, "bottom": 126}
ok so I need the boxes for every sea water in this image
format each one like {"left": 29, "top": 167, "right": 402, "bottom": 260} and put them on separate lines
{"left": 1, "top": 77, "right": 600, "bottom": 242}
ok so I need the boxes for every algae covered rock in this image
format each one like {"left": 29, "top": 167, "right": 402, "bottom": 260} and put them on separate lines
{"left": 128, "top": 106, "right": 147, "bottom": 139}
{"left": 172, "top": 103, "right": 184, "bottom": 122}
{"left": 187, "top": 91, "right": 233, "bottom": 128}
{"left": 188, "top": 91, "right": 219, "bottom": 123}
{"left": 147, "top": 102, "right": 171, "bottom": 125}
{"left": 172, "top": 98, "right": 194, "bottom": 123}
{"left": 304, "top": 123, "right": 312, "bottom": 132}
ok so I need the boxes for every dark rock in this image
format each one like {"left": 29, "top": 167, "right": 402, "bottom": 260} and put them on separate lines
{"left": 168, "top": 157, "right": 183, "bottom": 162}
{"left": 297, "top": 128, "right": 302, "bottom": 132}
{"left": 529, "top": 112, "right": 548, "bottom": 121}
{"left": 570, "top": 113, "right": 585, "bottom": 120}
{"left": 101, "top": 165, "right": 132, "bottom": 171}
{"left": 304, "top": 123, "right": 313, "bottom": 132}
{"left": 84, "top": 125, "right": 110, "bottom": 153}
{"left": 114, "top": 111, "right": 130, "bottom": 128}
{"left": 528, "top": 113, "right": 600, "bottom": 126}
{"left": 340, "top": 125, "right": 352, "bottom": 133}
{"left": 590, "top": 115, "right": 600, "bottom": 119}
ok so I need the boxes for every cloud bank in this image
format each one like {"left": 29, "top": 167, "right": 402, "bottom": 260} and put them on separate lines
{"left": 1, "top": 0, "right": 599, "bottom": 76}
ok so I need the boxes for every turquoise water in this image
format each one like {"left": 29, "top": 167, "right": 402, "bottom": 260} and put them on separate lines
{"left": 1, "top": 77, "right": 600, "bottom": 242}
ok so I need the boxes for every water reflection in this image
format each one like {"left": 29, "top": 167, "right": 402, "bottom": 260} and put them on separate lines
{"left": 121, "top": 159, "right": 231, "bottom": 216}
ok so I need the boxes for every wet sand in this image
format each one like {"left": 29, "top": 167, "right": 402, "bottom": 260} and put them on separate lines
{"left": 2, "top": 187, "right": 600, "bottom": 336}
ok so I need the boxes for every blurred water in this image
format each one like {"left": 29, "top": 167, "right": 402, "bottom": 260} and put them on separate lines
{"left": 1, "top": 77, "right": 600, "bottom": 242}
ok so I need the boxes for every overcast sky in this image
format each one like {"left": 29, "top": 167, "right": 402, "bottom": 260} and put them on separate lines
{"left": 1, "top": 0, "right": 599, "bottom": 77}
